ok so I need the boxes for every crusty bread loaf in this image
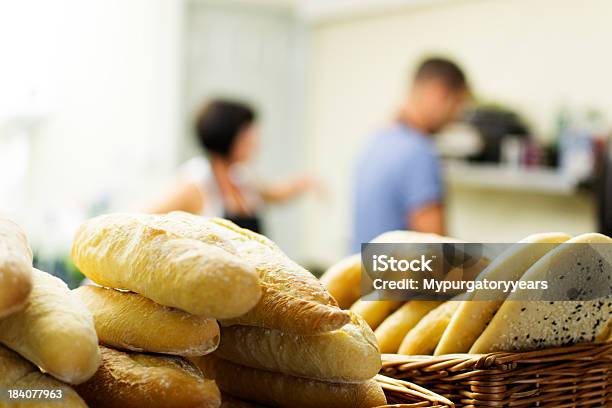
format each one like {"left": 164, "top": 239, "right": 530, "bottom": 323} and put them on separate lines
{"left": 214, "top": 312, "right": 380, "bottom": 382}
{"left": 74, "top": 285, "right": 220, "bottom": 356}
{"left": 76, "top": 346, "right": 221, "bottom": 408}
{"left": 71, "top": 213, "right": 261, "bottom": 319}
{"left": 471, "top": 233, "right": 612, "bottom": 353}
{"left": 398, "top": 301, "right": 460, "bottom": 355}
{"left": 375, "top": 301, "right": 443, "bottom": 353}
{"left": 164, "top": 212, "right": 350, "bottom": 334}
{"left": 0, "top": 269, "right": 100, "bottom": 384}
{"left": 194, "top": 355, "right": 386, "bottom": 408}
{"left": 435, "top": 233, "right": 571, "bottom": 355}
{"left": 320, "top": 254, "right": 363, "bottom": 309}
{"left": 0, "top": 218, "right": 33, "bottom": 318}
{"left": 221, "top": 395, "right": 269, "bottom": 408}
{"left": 0, "top": 345, "right": 87, "bottom": 408}
{"left": 350, "top": 299, "right": 403, "bottom": 330}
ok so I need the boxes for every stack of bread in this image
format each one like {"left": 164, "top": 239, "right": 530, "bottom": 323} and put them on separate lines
{"left": 322, "top": 231, "right": 612, "bottom": 355}
{"left": 0, "top": 218, "right": 99, "bottom": 408}
{"left": 70, "top": 212, "right": 387, "bottom": 408}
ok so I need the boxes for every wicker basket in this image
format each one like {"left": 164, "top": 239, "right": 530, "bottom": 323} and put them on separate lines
{"left": 380, "top": 341, "right": 612, "bottom": 407}
{"left": 376, "top": 374, "right": 455, "bottom": 407}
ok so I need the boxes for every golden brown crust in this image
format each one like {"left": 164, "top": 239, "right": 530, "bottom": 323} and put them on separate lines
{"left": 74, "top": 285, "right": 220, "bottom": 356}
{"left": 350, "top": 300, "right": 403, "bottom": 330}
{"left": 194, "top": 355, "right": 386, "bottom": 408}
{"left": 320, "top": 254, "right": 363, "bottom": 309}
{"left": 0, "top": 218, "right": 33, "bottom": 318}
{"left": 215, "top": 312, "right": 380, "bottom": 382}
{"left": 0, "top": 269, "right": 100, "bottom": 384}
{"left": 0, "top": 345, "right": 88, "bottom": 408}
{"left": 76, "top": 346, "right": 221, "bottom": 408}
{"left": 167, "top": 212, "right": 350, "bottom": 334}
{"left": 71, "top": 213, "right": 261, "bottom": 319}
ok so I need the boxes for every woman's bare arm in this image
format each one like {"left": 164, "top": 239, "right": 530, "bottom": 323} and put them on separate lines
{"left": 144, "top": 181, "right": 204, "bottom": 215}
{"left": 259, "top": 175, "right": 319, "bottom": 204}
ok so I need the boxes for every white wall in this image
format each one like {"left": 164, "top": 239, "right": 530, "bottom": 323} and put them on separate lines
{"left": 0, "top": 0, "right": 183, "bottom": 253}
{"left": 304, "top": 0, "right": 608, "bottom": 263}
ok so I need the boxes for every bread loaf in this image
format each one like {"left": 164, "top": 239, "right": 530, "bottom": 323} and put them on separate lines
{"left": 164, "top": 212, "right": 350, "bottom": 334}
{"left": 435, "top": 232, "right": 571, "bottom": 355}
{"left": 350, "top": 299, "right": 403, "bottom": 329}
{"left": 74, "top": 285, "right": 220, "bottom": 356}
{"left": 221, "top": 395, "right": 269, "bottom": 408}
{"left": 194, "top": 355, "right": 386, "bottom": 408}
{"left": 471, "top": 233, "right": 612, "bottom": 353}
{"left": 320, "top": 254, "right": 363, "bottom": 309}
{"left": 0, "top": 345, "right": 87, "bottom": 408}
{"left": 71, "top": 213, "right": 261, "bottom": 319}
{"left": 76, "top": 346, "right": 220, "bottom": 408}
{"left": 0, "top": 269, "right": 100, "bottom": 384}
{"left": 375, "top": 301, "right": 443, "bottom": 353}
{"left": 214, "top": 312, "right": 380, "bottom": 382}
{"left": 0, "top": 218, "right": 33, "bottom": 318}
{"left": 398, "top": 301, "right": 459, "bottom": 355}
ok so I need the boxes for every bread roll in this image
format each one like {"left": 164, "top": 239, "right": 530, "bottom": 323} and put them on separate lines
{"left": 471, "top": 233, "right": 612, "bottom": 353}
{"left": 76, "top": 346, "right": 220, "bottom": 408}
{"left": 214, "top": 312, "right": 380, "bottom": 382}
{"left": 221, "top": 395, "right": 269, "bottom": 408}
{"left": 0, "top": 345, "right": 87, "bottom": 408}
{"left": 435, "top": 233, "right": 571, "bottom": 355}
{"left": 194, "top": 355, "right": 386, "bottom": 408}
{"left": 398, "top": 301, "right": 459, "bottom": 355}
{"left": 375, "top": 301, "right": 443, "bottom": 353}
{"left": 0, "top": 269, "right": 100, "bottom": 384}
{"left": 350, "top": 299, "right": 403, "bottom": 329}
{"left": 71, "top": 213, "right": 261, "bottom": 319}
{"left": 74, "top": 285, "right": 220, "bottom": 356}
{"left": 164, "top": 212, "right": 350, "bottom": 334}
{"left": 320, "top": 254, "right": 363, "bottom": 309}
{"left": 0, "top": 218, "right": 33, "bottom": 318}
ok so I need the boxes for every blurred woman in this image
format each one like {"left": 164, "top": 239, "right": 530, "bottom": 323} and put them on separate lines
{"left": 146, "top": 99, "right": 316, "bottom": 233}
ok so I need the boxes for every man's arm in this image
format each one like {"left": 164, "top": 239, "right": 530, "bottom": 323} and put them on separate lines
{"left": 406, "top": 201, "right": 445, "bottom": 235}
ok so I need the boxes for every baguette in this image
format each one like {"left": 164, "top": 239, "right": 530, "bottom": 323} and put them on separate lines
{"left": 350, "top": 299, "right": 403, "bottom": 329}
{"left": 398, "top": 301, "right": 460, "bottom": 355}
{"left": 435, "top": 232, "right": 571, "bottom": 355}
{"left": 74, "top": 285, "right": 220, "bottom": 356}
{"left": 0, "top": 269, "right": 100, "bottom": 384}
{"left": 194, "top": 355, "right": 386, "bottom": 408}
{"left": 320, "top": 254, "right": 363, "bottom": 309}
{"left": 214, "top": 312, "right": 380, "bottom": 382}
{"left": 76, "top": 346, "right": 221, "bottom": 408}
{"left": 375, "top": 301, "right": 443, "bottom": 353}
{"left": 471, "top": 233, "right": 612, "bottom": 353}
{"left": 165, "top": 212, "right": 350, "bottom": 334}
{"left": 71, "top": 213, "right": 261, "bottom": 319}
{"left": 0, "top": 345, "right": 87, "bottom": 408}
{"left": 0, "top": 218, "right": 33, "bottom": 318}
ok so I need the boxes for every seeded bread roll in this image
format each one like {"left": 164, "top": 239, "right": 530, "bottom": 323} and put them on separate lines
{"left": 350, "top": 299, "right": 403, "bottom": 330}
{"left": 398, "top": 301, "right": 460, "bottom": 355}
{"left": 214, "top": 312, "right": 380, "bottom": 382}
{"left": 435, "top": 232, "right": 571, "bottom": 355}
{"left": 0, "top": 218, "right": 33, "bottom": 318}
{"left": 74, "top": 285, "right": 220, "bottom": 356}
{"left": 165, "top": 212, "right": 350, "bottom": 335}
{"left": 0, "top": 269, "right": 100, "bottom": 384}
{"left": 194, "top": 355, "right": 386, "bottom": 408}
{"left": 471, "top": 233, "right": 612, "bottom": 353}
{"left": 375, "top": 301, "right": 443, "bottom": 353}
{"left": 0, "top": 345, "right": 88, "bottom": 408}
{"left": 71, "top": 213, "right": 261, "bottom": 319}
{"left": 76, "top": 346, "right": 221, "bottom": 408}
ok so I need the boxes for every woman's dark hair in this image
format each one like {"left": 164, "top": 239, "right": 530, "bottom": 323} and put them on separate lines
{"left": 195, "top": 100, "right": 256, "bottom": 157}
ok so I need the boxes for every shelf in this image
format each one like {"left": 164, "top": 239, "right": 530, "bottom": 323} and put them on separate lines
{"left": 444, "top": 161, "right": 579, "bottom": 195}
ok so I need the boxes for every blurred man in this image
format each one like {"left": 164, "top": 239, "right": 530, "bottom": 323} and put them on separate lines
{"left": 353, "top": 57, "right": 469, "bottom": 251}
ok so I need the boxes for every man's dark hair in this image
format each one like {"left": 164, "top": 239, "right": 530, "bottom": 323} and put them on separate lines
{"left": 414, "top": 57, "right": 467, "bottom": 91}
{"left": 195, "top": 99, "right": 256, "bottom": 157}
